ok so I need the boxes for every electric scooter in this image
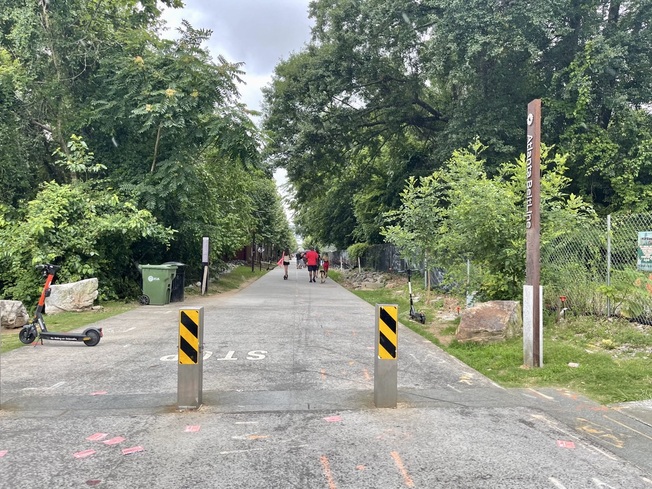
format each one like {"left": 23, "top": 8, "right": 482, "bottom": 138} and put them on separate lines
{"left": 18, "top": 264, "right": 103, "bottom": 347}
{"left": 406, "top": 269, "right": 426, "bottom": 324}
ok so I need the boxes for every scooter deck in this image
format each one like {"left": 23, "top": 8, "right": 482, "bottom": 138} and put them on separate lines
{"left": 40, "top": 332, "right": 91, "bottom": 342}
{"left": 40, "top": 328, "right": 103, "bottom": 342}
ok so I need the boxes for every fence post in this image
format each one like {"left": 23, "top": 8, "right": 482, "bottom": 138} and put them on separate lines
{"left": 606, "top": 215, "right": 612, "bottom": 317}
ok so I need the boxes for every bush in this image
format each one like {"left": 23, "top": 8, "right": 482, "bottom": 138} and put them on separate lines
{"left": 0, "top": 181, "right": 174, "bottom": 305}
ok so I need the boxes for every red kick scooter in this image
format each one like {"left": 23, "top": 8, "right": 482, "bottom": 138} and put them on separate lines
{"left": 18, "top": 264, "right": 103, "bottom": 346}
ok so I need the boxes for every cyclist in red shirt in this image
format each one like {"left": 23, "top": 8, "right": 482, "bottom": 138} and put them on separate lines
{"left": 304, "top": 247, "right": 320, "bottom": 283}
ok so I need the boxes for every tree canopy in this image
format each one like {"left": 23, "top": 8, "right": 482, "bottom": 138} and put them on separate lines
{"left": 263, "top": 0, "right": 652, "bottom": 249}
{"left": 0, "top": 0, "right": 293, "bottom": 302}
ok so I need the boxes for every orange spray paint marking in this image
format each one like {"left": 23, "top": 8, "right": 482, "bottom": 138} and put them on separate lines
{"left": 363, "top": 368, "right": 371, "bottom": 381}
{"left": 320, "top": 455, "right": 337, "bottom": 489}
{"left": 576, "top": 418, "right": 624, "bottom": 448}
{"left": 320, "top": 368, "right": 326, "bottom": 380}
{"left": 391, "top": 451, "right": 414, "bottom": 487}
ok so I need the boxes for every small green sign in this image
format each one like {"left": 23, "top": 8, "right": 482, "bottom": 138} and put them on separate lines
{"left": 637, "top": 232, "right": 652, "bottom": 271}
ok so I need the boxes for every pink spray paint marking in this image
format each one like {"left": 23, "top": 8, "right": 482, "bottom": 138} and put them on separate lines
{"left": 86, "top": 433, "right": 108, "bottom": 442}
{"left": 90, "top": 391, "right": 108, "bottom": 396}
{"left": 0, "top": 450, "right": 8, "bottom": 458}
{"left": 324, "top": 415, "right": 343, "bottom": 423}
{"left": 121, "top": 446, "right": 144, "bottom": 455}
{"left": 103, "top": 436, "right": 125, "bottom": 446}
{"left": 73, "top": 449, "right": 96, "bottom": 459}
{"left": 185, "top": 425, "right": 201, "bottom": 432}
{"left": 557, "top": 440, "right": 576, "bottom": 449}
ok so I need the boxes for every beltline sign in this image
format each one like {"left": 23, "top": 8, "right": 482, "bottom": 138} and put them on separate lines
{"left": 524, "top": 99, "right": 543, "bottom": 368}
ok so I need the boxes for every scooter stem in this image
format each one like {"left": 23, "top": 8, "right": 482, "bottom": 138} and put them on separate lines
{"left": 35, "top": 272, "right": 55, "bottom": 315}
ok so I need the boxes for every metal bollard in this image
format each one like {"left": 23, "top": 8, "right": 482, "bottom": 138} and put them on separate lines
{"left": 178, "top": 307, "right": 204, "bottom": 409}
{"left": 374, "top": 304, "right": 398, "bottom": 408}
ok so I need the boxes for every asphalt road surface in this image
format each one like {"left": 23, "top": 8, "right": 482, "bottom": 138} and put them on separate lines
{"left": 2, "top": 262, "right": 652, "bottom": 488}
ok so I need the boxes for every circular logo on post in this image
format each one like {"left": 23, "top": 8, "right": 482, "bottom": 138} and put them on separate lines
{"left": 527, "top": 113, "right": 534, "bottom": 126}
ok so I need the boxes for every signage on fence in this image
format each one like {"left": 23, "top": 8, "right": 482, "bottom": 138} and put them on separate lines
{"left": 637, "top": 232, "right": 652, "bottom": 271}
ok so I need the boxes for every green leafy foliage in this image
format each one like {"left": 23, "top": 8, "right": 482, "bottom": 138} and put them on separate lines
{"left": 347, "top": 243, "right": 370, "bottom": 263}
{"left": 264, "top": 0, "right": 652, "bottom": 256}
{"left": 0, "top": 0, "right": 291, "bottom": 302}
{"left": 598, "top": 270, "right": 652, "bottom": 320}
{"left": 383, "top": 141, "right": 596, "bottom": 300}
{"left": 0, "top": 181, "right": 174, "bottom": 304}
{"left": 53, "top": 134, "right": 107, "bottom": 182}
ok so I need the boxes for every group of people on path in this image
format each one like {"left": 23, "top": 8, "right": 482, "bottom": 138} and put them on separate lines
{"left": 280, "top": 247, "right": 329, "bottom": 282}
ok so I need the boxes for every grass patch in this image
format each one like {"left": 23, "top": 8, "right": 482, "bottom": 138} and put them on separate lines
{"left": 185, "top": 264, "right": 271, "bottom": 296}
{"left": 332, "top": 270, "right": 652, "bottom": 405}
{"left": 447, "top": 337, "right": 652, "bottom": 405}
{"left": 1, "top": 265, "right": 270, "bottom": 354}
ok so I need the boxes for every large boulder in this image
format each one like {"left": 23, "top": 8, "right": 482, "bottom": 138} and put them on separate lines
{"left": 45, "top": 278, "right": 99, "bottom": 314}
{"left": 0, "top": 300, "right": 30, "bottom": 329}
{"left": 456, "top": 300, "right": 521, "bottom": 343}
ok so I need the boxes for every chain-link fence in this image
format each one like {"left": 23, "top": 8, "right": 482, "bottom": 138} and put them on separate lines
{"left": 361, "top": 244, "right": 407, "bottom": 272}
{"left": 328, "top": 245, "right": 407, "bottom": 272}
{"left": 543, "top": 212, "right": 652, "bottom": 321}
{"left": 345, "top": 212, "right": 652, "bottom": 322}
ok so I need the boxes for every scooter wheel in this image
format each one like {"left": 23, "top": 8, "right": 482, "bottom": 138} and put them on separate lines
{"left": 83, "top": 329, "right": 101, "bottom": 347}
{"left": 419, "top": 313, "right": 426, "bottom": 324}
{"left": 139, "top": 295, "right": 150, "bottom": 305}
{"left": 19, "top": 327, "right": 37, "bottom": 344}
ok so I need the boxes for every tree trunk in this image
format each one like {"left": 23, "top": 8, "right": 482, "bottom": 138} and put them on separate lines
{"left": 151, "top": 124, "right": 162, "bottom": 173}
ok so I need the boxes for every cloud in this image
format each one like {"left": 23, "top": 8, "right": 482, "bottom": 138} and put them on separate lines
{"left": 238, "top": 73, "right": 272, "bottom": 115}
{"left": 162, "top": 0, "right": 312, "bottom": 74}
{"left": 161, "top": 0, "right": 312, "bottom": 112}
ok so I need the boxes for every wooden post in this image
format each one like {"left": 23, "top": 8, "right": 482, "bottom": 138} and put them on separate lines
{"left": 524, "top": 99, "right": 543, "bottom": 367}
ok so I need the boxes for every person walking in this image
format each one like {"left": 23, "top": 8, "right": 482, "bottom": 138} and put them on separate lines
{"left": 321, "top": 253, "right": 330, "bottom": 278}
{"left": 305, "top": 247, "right": 320, "bottom": 283}
{"left": 282, "top": 249, "right": 291, "bottom": 280}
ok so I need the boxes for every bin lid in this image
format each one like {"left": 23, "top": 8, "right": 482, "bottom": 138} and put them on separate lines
{"left": 138, "top": 264, "right": 178, "bottom": 270}
{"left": 163, "top": 261, "right": 185, "bottom": 267}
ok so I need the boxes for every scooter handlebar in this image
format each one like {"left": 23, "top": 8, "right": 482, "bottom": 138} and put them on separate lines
{"left": 35, "top": 264, "right": 61, "bottom": 276}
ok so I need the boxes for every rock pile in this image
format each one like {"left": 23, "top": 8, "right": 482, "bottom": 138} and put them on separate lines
{"left": 342, "top": 270, "right": 390, "bottom": 290}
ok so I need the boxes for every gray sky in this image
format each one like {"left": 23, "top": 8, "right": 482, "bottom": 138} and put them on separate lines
{"left": 161, "top": 0, "right": 313, "bottom": 114}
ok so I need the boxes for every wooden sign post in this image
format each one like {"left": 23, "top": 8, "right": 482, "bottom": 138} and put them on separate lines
{"left": 524, "top": 99, "right": 543, "bottom": 367}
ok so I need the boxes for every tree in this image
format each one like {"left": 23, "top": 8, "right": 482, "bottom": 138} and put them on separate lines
{"left": 0, "top": 180, "right": 174, "bottom": 303}
{"left": 0, "top": 48, "right": 35, "bottom": 206}
{"left": 0, "top": 0, "right": 289, "bottom": 300}
{"left": 264, "top": 0, "right": 652, "bottom": 255}
{"left": 383, "top": 141, "right": 597, "bottom": 300}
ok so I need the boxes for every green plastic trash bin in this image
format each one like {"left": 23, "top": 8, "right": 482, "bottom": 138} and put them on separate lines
{"left": 138, "top": 264, "right": 177, "bottom": 305}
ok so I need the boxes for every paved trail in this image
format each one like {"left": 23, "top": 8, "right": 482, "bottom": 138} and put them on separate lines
{"left": 2, "top": 263, "right": 651, "bottom": 488}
